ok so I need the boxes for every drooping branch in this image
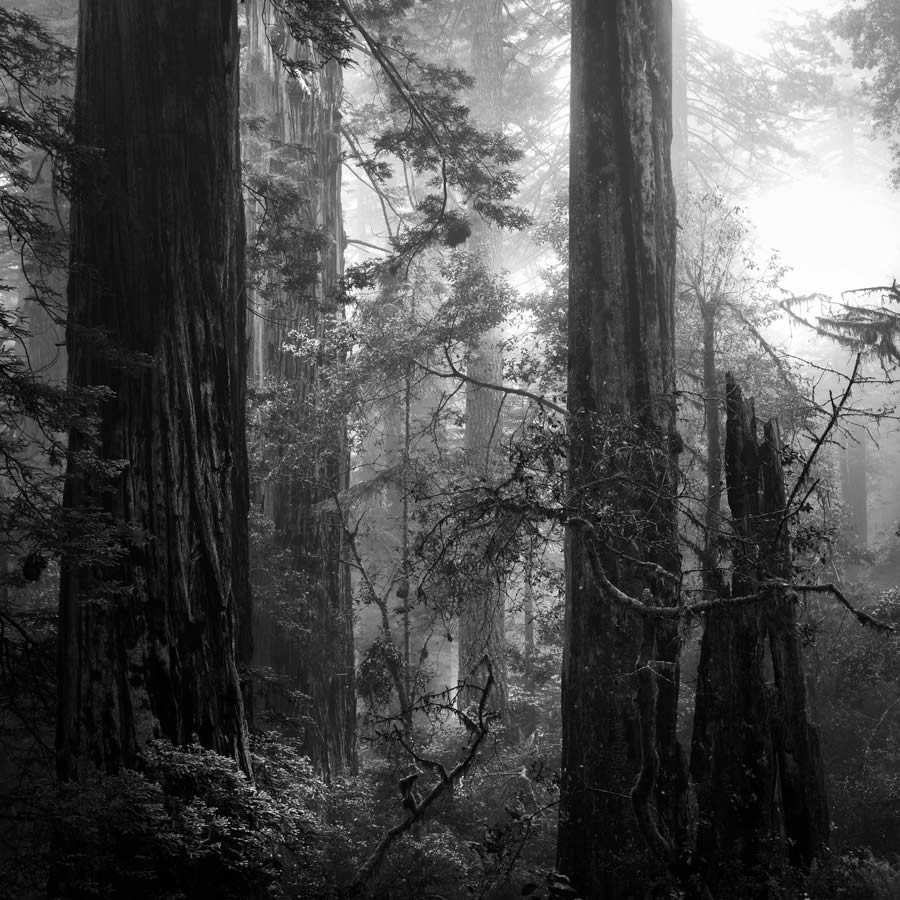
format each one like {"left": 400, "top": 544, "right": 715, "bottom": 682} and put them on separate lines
{"left": 793, "top": 583, "right": 896, "bottom": 634}
{"left": 334, "top": 0, "right": 452, "bottom": 259}
{"left": 728, "top": 303, "right": 799, "bottom": 391}
{"left": 841, "top": 281, "right": 900, "bottom": 303}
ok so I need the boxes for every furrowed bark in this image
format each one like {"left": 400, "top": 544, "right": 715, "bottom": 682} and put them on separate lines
{"left": 458, "top": 0, "right": 508, "bottom": 718}
{"left": 690, "top": 382, "right": 776, "bottom": 881}
{"left": 561, "top": 1, "right": 686, "bottom": 895}
{"left": 243, "top": 0, "right": 356, "bottom": 777}
{"left": 59, "top": 0, "right": 251, "bottom": 778}
{"left": 691, "top": 376, "right": 828, "bottom": 889}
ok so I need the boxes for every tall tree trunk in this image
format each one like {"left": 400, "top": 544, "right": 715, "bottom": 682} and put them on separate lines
{"left": 560, "top": 2, "right": 685, "bottom": 895}
{"left": 58, "top": 0, "right": 251, "bottom": 778}
{"left": 459, "top": 0, "right": 507, "bottom": 716}
{"left": 671, "top": 0, "right": 689, "bottom": 190}
{"left": 243, "top": 0, "right": 356, "bottom": 777}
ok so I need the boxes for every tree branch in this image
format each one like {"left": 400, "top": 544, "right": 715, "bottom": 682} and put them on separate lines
{"left": 793, "top": 583, "right": 895, "bottom": 634}
{"left": 348, "top": 659, "right": 495, "bottom": 895}
{"left": 414, "top": 348, "right": 567, "bottom": 416}
{"left": 568, "top": 519, "right": 895, "bottom": 632}
{"left": 775, "top": 353, "right": 861, "bottom": 545}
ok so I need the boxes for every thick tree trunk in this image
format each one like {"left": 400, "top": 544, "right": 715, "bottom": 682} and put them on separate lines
{"left": 459, "top": 0, "right": 507, "bottom": 717}
{"left": 243, "top": 0, "right": 356, "bottom": 777}
{"left": 691, "top": 376, "right": 828, "bottom": 889}
{"left": 58, "top": 0, "right": 251, "bottom": 778}
{"left": 560, "top": 2, "right": 685, "bottom": 895}
{"left": 671, "top": 0, "right": 689, "bottom": 190}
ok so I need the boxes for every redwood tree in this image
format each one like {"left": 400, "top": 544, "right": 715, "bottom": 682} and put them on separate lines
{"left": 243, "top": 0, "right": 356, "bottom": 778}
{"left": 58, "top": 0, "right": 251, "bottom": 778}
{"left": 458, "top": 0, "right": 508, "bottom": 717}
{"left": 560, "top": 0, "right": 685, "bottom": 895}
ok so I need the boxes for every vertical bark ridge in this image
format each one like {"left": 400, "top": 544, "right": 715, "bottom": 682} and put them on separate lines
{"left": 458, "top": 0, "right": 508, "bottom": 717}
{"left": 561, "top": 2, "right": 684, "bottom": 895}
{"left": 59, "top": 0, "right": 250, "bottom": 778}
{"left": 243, "top": 0, "right": 356, "bottom": 777}
{"left": 691, "top": 376, "right": 828, "bottom": 890}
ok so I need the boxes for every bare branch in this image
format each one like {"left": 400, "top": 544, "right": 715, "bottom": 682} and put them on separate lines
{"left": 569, "top": 519, "right": 896, "bottom": 632}
{"left": 413, "top": 349, "right": 568, "bottom": 417}
{"left": 775, "top": 354, "right": 861, "bottom": 546}
{"left": 348, "top": 659, "right": 495, "bottom": 895}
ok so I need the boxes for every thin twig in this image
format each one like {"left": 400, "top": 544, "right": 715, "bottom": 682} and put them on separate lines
{"left": 413, "top": 348, "right": 567, "bottom": 417}
{"left": 775, "top": 353, "right": 861, "bottom": 545}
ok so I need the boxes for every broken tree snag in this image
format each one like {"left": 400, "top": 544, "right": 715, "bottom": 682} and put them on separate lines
{"left": 759, "top": 420, "right": 829, "bottom": 867}
{"left": 690, "top": 375, "right": 827, "bottom": 889}
{"left": 690, "top": 373, "right": 775, "bottom": 879}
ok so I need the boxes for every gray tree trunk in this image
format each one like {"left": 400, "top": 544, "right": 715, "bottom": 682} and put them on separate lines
{"left": 243, "top": 0, "right": 356, "bottom": 777}
{"left": 459, "top": 0, "right": 508, "bottom": 717}
{"left": 560, "top": 1, "right": 686, "bottom": 895}
{"left": 58, "top": 0, "right": 251, "bottom": 778}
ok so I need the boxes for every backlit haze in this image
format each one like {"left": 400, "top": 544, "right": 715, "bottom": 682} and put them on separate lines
{"left": 687, "top": 0, "right": 900, "bottom": 546}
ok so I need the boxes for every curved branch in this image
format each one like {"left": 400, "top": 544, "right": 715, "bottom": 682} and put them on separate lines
{"left": 348, "top": 659, "right": 495, "bottom": 895}
{"left": 568, "top": 519, "right": 895, "bottom": 632}
{"left": 413, "top": 348, "right": 567, "bottom": 417}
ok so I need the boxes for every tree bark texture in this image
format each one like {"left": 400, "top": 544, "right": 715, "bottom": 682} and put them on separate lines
{"left": 58, "top": 0, "right": 251, "bottom": 778}
{"left": 671, "top": 0, "right": 689, "bottom": 190}
{"left": 243, "top": 0, "right": 356, "bottom": 777}
{"left": 691, "top": 375, "right": 828, "bottom": 888}
{"left": 459, "top": 0, "right": 507, "bottom": 717}
{"left": 691, "top": 381, "right": 776, "bottom": 884}
{"left": 700, "top": 299, "right": 724, "bottom": 597}
{"left": 757, "top": 415, "right": 829, "bottom": 868}
{"left": 561, "top": 2, "right": 685, "bottom": 895}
